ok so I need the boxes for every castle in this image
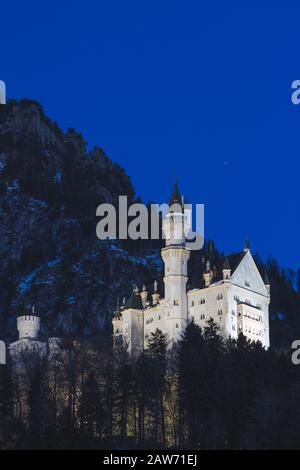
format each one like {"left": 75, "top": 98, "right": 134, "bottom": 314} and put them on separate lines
{"left": 112, "top": 180, "right": 270, "bottom": 356}
{"left": 0, "top": 82, "right": 270, "bottom": 361}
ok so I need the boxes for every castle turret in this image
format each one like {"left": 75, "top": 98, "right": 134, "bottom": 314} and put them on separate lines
{"left": 140, "top": 285, "right": 148, "bottom": 308}
{"left": 223, "top": 257, "right": 231, "bottom": 280}
{"left": 203, "top": 260, "right": 212, "bottom": 287}
{"left": 152, "top": 280, "right": 160, "bottom": 306}
{"left": 162, "top": 178, "right": 190, "bottom": 343}
{"left": 17, "top": 307, "right": 40, "bottom": 340}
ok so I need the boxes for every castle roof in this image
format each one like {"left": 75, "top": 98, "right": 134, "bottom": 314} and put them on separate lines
{"left": 226, "top": 251, "right": 247, "bottom": 274}
{"left": 169, "top": 176, "right": 181, "bottom": 206}
{"left": 188, "top": 250, "right": 248, "bottom": 290}
{"left": 125, "top": 289, "right": 143, "bottom": 310}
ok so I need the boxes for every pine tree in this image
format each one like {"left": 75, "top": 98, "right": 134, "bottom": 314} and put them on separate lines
{"left": 177, "top": 321, "right": 206, "bottom": 448}
{"left": 145, "top": 329, "right": 167, "bottom": 445}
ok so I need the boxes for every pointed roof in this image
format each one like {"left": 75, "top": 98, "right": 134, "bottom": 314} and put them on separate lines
{"left": 244, "top": 239, "right": 250, "bottom": 251}
{"left": 226, "top": 251, "right": 247, "bottom": 274}
{"left": 223, "top": 257, "right": 231, "bottom": 270}
{"left": 124, "top": 288, "right": 143, "bottom": 310}
{"left": 169, "top": 175, "right": 181, "bottom": 206}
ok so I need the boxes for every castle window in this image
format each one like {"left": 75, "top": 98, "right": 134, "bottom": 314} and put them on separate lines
{"left": 176, "top": 323, "right": 178, "bottom": 328}
{"left": 232, "top": 310, "right": 235, "bottom": 316}
{"left": 234, "top": 295, "right": 239, "bottom": 302}
{"left": 200, "top": 298, "right": 205, "bottom": 305}
{"left": 191, "top": 300, "right": 195, "bottom": 307}
{"left": 218, "top": 309, "right": 223, "bottom": 316}
{"left": 245, "top": 299, "right": 251, "bottom": 305}
{"left": 256, "top": 303, "right": 262, "bottom": 310}
{"left": 245, "top": 281, "right": 250, "bottom": 287}
{"left": 174, "top": 299, "right": 179, "bottom": 306}
{"left": 217, "top": 293, "right": 223, "bottom": 300}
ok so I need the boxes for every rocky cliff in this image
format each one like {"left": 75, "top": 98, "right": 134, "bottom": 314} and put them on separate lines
{"left": 0, "top": 100, "right": 162, "bottom": 341}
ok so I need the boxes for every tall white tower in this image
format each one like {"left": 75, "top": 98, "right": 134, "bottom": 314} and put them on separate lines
{"left": 0, "top": 81, "right": 6, "bottom": 104}
{"left": 162, "top": 179, "right": 191, "bottom": 343}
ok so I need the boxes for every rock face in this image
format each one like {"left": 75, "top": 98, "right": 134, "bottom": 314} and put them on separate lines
{"left": 0, "top": 100, "right": 162, "bottom": 341}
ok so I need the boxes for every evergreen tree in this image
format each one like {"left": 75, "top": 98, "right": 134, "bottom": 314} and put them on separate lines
{"left": 177, "top": 321, "right": 206, "bottom": 448}
{"left": 145, "top": 329, "right": 167, "bottom": 445}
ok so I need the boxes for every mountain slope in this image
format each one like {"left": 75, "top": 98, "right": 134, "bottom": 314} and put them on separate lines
{"left": 0, "top": 100, "right": 162, "bottom": 341}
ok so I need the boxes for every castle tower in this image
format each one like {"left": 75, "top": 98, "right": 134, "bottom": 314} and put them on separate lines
{"left": 0, "top": 81, "right": 6, "bottom": 105}
{"left": 17, "top": 307, "right": 41, "bottom": 340}
{"left": 162, "top": 178, "right": 190, "bottom": 343}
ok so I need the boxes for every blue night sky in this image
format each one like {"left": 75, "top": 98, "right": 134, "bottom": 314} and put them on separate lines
{"left": 1, "top": 2, "right": 300, "bottom": 269}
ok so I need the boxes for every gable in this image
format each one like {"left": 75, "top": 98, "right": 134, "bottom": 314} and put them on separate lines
{"left": 231, "top": 251, "right": 269, "bottom": 296}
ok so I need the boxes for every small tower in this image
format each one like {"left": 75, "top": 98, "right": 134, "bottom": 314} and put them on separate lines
{"left": 203, "top": 259, "right": 212, "bottom": 287}
{"left": 17, "top": 306, "right": 41, "bottom": 340}
{"left": 0, "top": 81, "right": 6, "bottom": 105}
{"left": 140, "top": 285, "right": 148, "bottom": 308}
{"left": 223, "top": 257, "right": 231, "bottom": 280}
{"left": 152, "top": 280, "right": 160, "bottom": 306}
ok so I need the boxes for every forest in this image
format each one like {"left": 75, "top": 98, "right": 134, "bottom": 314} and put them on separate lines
{"left": 1, "top": 320, "right": 300, "bottom": 450}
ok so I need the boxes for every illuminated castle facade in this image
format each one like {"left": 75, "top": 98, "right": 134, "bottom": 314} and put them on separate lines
{"left": 113, "top": 181, "right": 270, "bottom": 357}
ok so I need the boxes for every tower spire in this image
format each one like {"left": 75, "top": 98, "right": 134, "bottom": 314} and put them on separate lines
{"left": 169, "top": 174, "right": 181, "bottom": 206}
{"left": 223, "top": 257, "right": 230, "bottom": 270}
{"left": 244, "top": 239, "right": 250, "bottom": 251}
